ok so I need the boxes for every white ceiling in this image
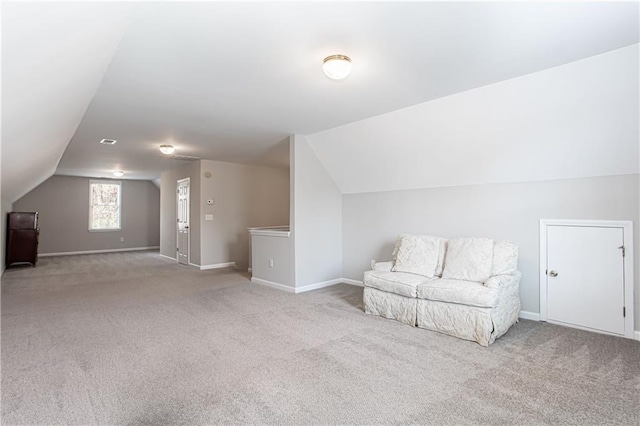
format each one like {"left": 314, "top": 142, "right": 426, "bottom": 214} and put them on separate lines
{"left": 2, "top": 1, "right": 639, "bottom": 201}
{"left": 307, "top": 46, "right": 639, "bottom": 194}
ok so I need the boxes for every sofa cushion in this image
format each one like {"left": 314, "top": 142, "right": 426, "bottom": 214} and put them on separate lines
{"left": 416, "top": 279, "right": 499, "bottom": 308}
{"left": 392, "top": 234, "right": 441, "bottom": 278}
{"left": 363, "top": 270, "right": 431, "bottom": 298}
{"left": 442, "top": 238, "right": 494, "bottom": 283}
{"left": 491, "top": 240, "right": 519, "bottom": 276}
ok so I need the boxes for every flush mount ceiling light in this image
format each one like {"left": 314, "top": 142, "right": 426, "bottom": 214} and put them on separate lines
{"left": 323, "top": 54, "right": 352, "bottom": 80}
{"left": 100, "top": 139, "right": 117, "bottom": 145}
{"left": 113, "top": 171, "right": 124, "bottom": 177}
{"left": 159, "top": 144, "right": 175, "bottom": 155}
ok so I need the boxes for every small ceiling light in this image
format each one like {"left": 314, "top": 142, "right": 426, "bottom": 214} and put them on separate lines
{"left": 159, "top": 144, "right": 175, "bottom": 155}
{"left": 323, "top": 54, "right": 352, "bottom": 80}
{"left": 100, "top": 139, "right": 117, "bottom": 145}
{"left": 113, "top": 171, "right": 124, "bottom": 177}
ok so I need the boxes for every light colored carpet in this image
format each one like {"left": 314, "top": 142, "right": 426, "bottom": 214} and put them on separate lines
{"left": 1, "top": 251, "right": 639, "bottom": 425}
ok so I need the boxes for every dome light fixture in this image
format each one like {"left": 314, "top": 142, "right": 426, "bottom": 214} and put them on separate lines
{"left": 323, "top": 54, "right": 352, "bottom": 80}
{"left": 159, "top": 144, "right": 175, "bottom": 155}
{"left": 113, "top": 171, "right": 124, "bottom": 177}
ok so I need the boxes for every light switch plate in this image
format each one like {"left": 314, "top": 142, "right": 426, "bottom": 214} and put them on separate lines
{"left": 205, "top": 214, "right": 213, "bottom": 221}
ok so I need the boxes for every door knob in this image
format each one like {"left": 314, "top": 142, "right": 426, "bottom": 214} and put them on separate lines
{"left": 549, "top": 270, "right": 558, "bottom": 277}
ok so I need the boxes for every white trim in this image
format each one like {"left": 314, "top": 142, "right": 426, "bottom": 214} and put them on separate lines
{"left": 539, "top": 219, "right": 635, "bottom": 339}
{"left": 39, "top": 246, "right": 160, "bottom": 257}
{"left": 518, "top": 310, "right": 540, "bottom": 321}
{"left": 635, "top": 330, "right": 640, "bottom": 341}
{"left": 546, "top": 318, "right": 633, "bottom": 339}
{"left": 200, "top": 262, "right": 236, "bottom": 271}
{"left": 295, "top": 278, "right": 343, "bottom": 293}
{"left": 159, "top": 254, "right": 177, "bottom": 261}
{"left": 248, "top": 228, "right": 290, "bottom": 238}
{"left": 251, "top": 277, "right": 296, "bottom": 293}
{"left": 247, "top": 267, "right": 252, "bottom": 273}
{"left": 252, "top": 277, "right": 360, "bottom": 294}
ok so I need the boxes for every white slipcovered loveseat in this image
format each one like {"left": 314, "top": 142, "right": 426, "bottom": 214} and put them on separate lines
{"left": 364, "top": 235, "right": 521, "bottom": 346}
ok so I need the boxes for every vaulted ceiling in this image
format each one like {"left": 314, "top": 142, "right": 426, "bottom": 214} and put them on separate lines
{"left": 2, "top": 1, "right": 638, "bottom": 202}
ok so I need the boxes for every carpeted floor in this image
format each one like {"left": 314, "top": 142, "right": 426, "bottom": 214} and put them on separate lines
{"left": 1, "top": 251, "right": 639, "bottom": 425}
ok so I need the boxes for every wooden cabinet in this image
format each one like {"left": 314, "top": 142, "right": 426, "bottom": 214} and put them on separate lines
{"left": 6, "top": 212, "right": 39, "bottom": 268}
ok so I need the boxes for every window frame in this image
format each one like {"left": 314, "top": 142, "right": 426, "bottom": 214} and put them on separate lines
{"left": 88, "top": 179, "right": 122, "bottom": 232}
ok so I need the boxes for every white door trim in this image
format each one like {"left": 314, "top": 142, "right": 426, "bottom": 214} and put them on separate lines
{"left": 539, "top": 219, "right": 634, "bottom": 339}
{"left": 177, "top": 178, "right": 190, "bottom": 265}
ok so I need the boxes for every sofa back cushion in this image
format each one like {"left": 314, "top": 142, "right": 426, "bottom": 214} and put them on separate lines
{"left": 491, "top": 240, "right": 519, "bottom": 276}
{"left": 392, "top": 234, "right": 441, "bottom": 278}
{"left": 441, "top": 238, "right": 494, "bottom": 283}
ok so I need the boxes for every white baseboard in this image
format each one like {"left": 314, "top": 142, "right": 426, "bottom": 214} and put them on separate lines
{"left": 200, "top": 262, "right": 236, "bottom": 271}
{"left": 635, "top": 330, "right": 640, "bottom": 341}
{"left": 39, "top": 246, "right": 160, "bottom": 257}
{"left": 295, "top": 278, "right": 344, "bottom": 293}
{"left": 159, "top": 254, "right": 177, "bottom": 261}
{"left": 251, "top": 277, "right": 296, "bottom": 293}
{"left": 519, "top": 311, "right": 540, "bottom": 321}
{"left": 251, "top": 277, "right": 363, "bottom": 294}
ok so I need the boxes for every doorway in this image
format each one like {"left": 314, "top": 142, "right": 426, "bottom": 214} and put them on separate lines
{"left": 177, "top": 178, "right": 190, "bottom": 265}
{"left": 539, "top": 219, "right": 634, "bottom": 338}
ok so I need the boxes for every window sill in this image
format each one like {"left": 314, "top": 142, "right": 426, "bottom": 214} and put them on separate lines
{"left": 88, "top": 228, "right": 121, "bottom": 232}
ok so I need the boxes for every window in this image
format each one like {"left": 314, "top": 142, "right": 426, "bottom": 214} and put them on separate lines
{"left": 89, "top": 180, "right": 121, "bottom": 231}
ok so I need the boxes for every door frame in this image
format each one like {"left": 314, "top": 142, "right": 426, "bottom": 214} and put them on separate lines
{"left": 539, "top": 219, "right": 634, "bottom": 339}
{"left": 176, "top": 178, "right": 190, "bottom": 265}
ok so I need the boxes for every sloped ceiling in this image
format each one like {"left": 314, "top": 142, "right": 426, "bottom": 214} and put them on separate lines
{"left": 2, "top": 2, "right": 639, "bottom": 201}
{"left": 307, "top": 46, "right": 639, "bottom": 194}
{"left": 1, "top": 2, "right": 133, "bottom": 202}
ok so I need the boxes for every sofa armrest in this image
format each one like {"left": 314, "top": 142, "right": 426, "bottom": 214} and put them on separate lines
{"left": 372, "top": 261, "right": 393, "bottom": 272}
{"left": 484, "top": 271, "right": 521, "bottom": 290}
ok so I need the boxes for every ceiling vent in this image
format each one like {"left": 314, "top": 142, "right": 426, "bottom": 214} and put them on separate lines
{"left": 100, "top": 139, "right": 117, "bottom": 145}
{"left": 169, "top": 155, "right": 201, "bottom": 161}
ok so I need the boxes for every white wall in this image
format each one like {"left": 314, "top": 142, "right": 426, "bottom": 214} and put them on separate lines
{"left": 342, "top": 175, "right": 639, "bottom": 329}
{"left": 307, "top": 45, "right": 638, "bottom": 194}
{"left": 251, "top": 234, "right": 293, "bottom": 287}
{"left": 291, "top": 135, "right": 342, "bottom": 287}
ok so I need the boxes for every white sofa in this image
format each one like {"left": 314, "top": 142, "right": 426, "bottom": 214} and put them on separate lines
{"left": 363, "top": 235, "right": 521, "bottom": 346}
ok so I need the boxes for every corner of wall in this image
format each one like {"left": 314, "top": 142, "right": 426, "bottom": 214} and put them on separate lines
{"left": 291, "top": 134, "right": 343, "bottom": 288}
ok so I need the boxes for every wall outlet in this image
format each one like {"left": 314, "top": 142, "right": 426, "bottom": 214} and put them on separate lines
{"left": 205, "top": 214, "right": 213, "bottom": 221}
{"left": 120, "top": 237, "right": 125, "bottom": 242}
{"left": 269, "top": 258, "right": 274, "bottom": 268}
{"left": 370, "top": 259, "right": 376, "bottom": 269}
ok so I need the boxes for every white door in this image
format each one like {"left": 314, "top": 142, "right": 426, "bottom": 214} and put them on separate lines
{"left": 545, "top": 225, "right": 625, "bottom": 335}
{"left": 177, "top": 178, "right": 190, "bottom": 265}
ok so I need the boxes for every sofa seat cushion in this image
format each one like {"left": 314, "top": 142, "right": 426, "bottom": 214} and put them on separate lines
{"left": 416, "top": 279, "right": 499, "bottom": 308}
{"left": 363, "top": 270, "right": 431, "bottom": 298}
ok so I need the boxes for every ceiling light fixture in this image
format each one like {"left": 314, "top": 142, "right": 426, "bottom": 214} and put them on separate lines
{"left": 323, "top": 54, "right": 352, "bottom": 80}
{"left": 159, "top": 144, "right": 175, "bottom": 155}
{"left": 113, "top": 171, "right": 124, "bottom": 177}
{"left": 100, "top": 139, "right": 117, "bottom": 145}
